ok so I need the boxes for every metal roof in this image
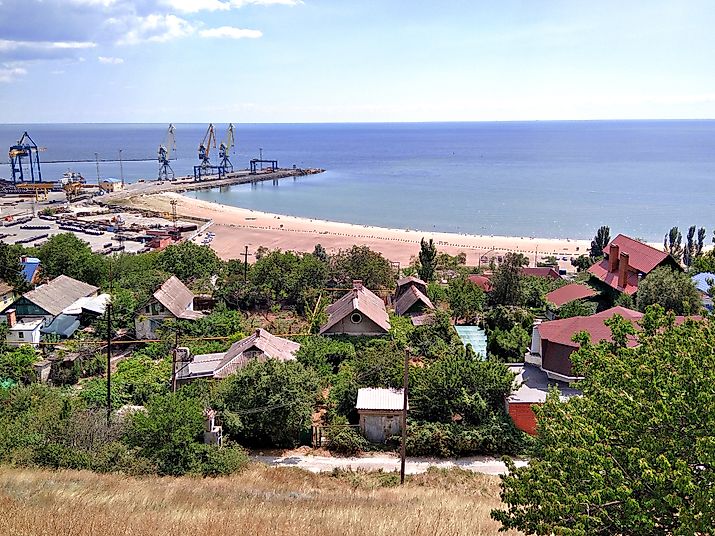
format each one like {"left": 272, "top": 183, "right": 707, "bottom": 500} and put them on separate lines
{"left": 394, "top": 285, "right": 434, "bottom": 316}
{"left": 213, "top": 328, "right": 300, "bottom": 378}
{"left": 545, "top": 283, "right": 598, "bottom": 307}
{"left": 320, "top": 284, "right": 391, "bottom": 334}
{"left": 356, "top": 387, "right": 407, "bottom": 411}
{"left": 22, "top": 275, "right": 98, "bottom": 317}
{"left": 396, "top": 276, "right": 427, "bottom": 288}
{"left": 153, "top": 276, "right": 203, "bottom": 320}
{"left": 41, "top": 314, "right": 81, "bottom": 338}
{"left": 62, "top": 293, "right": 110, "bottom": 316}
{"left": 692, "top": 272, "right": 715, "bottom": 295}
{"left": 21, "top": 257, "right": 40, "bottom": 283}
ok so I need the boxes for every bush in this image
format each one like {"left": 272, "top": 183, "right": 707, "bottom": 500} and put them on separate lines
{"left": 326, "top": 417, "right": 369, "bottom": 454}
{"left": 296, "top": 336, "right": 356, "bottom": 378}
{"left": 198, "top": 442, "right": 249, "bottom": 476}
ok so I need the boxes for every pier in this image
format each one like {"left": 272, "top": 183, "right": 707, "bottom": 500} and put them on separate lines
{"left": 100, "top": 167, "right": 325, "bottom": 207}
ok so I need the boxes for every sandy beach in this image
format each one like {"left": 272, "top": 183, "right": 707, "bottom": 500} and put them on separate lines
{"left": 126, "top": 192, "right": 591, "bottom": 270}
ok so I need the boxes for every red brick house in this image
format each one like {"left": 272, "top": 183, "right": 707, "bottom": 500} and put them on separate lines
{"left": 521, "top": 267, "right": 562, "bottom": 280}
{"left": 588, "top": 234, "right": 680, "bottom": 295}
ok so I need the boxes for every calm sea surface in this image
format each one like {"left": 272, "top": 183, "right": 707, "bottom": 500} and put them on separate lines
{"left": 1, "top": 121, "right": 713, "bottom": 240}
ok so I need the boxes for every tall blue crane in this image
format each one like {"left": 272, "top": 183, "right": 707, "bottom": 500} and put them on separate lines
{"left": 9, "top": 132, "right": 45, "bottom": 185}
{"left": 158, "top": 124, "right": 176, "bottom": 180}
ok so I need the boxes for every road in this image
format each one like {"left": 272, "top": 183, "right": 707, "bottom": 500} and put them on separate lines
{"left": 252, "top": 454, "right": 527, "bottom": 476}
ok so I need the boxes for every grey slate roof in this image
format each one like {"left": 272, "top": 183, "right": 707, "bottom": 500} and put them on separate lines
{"left": 356, "top": 387, "right": 408, "bottom": 411}
{"left": 153, "top": 276, "right": 203, "bottom": 320}
{"left": 22, "top": 275, "right": 98, "bottom": 317}
{"left": 394, "top": 285, "right": 434, "bottom": 316}
{"left": 320, "top": 284, "right": 391, "bottom": 334}
{"left": 213, "top": 329, "right": 300, "bottom": 379}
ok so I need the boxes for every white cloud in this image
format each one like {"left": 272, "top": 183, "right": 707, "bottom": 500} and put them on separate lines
{"left": 165, "top": 0, "right": 301, "bottom": 12}
{"left": 0, "top": 39, "right": 96, "bottom": 51}
{"left": 0, "top": 65, "right": 27, "bottom": 83}
{"left": 115, "top": 14, "right": 195, "bottom": 45}
{"left": 98, "top": 55, "right": 124, "bottom": 64}
{"left": 199, "top": 26, "right": 262, "bottom": 39}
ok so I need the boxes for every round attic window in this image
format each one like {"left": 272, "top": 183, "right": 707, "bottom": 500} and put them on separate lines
{"left": 350, "top": 312, "right": 362, "bottom": 324}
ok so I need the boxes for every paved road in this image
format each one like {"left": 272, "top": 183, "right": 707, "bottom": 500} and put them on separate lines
{"left": 252, "top": 454, "right": 527, "bottom": 476}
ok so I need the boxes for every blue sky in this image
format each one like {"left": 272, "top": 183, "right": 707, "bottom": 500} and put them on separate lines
{"left": 1, "top": 0, "right": 715, "bottom": 122}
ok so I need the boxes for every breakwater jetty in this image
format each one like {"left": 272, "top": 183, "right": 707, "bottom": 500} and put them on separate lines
{"left": 100, "top": 167, "right": 324, "bottom": 207}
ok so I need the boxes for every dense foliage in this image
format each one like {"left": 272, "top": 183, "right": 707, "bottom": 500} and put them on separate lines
{"left": 636, "top": 266, "right": 701, "bottom": 315}
{"left": 494, "top": 308, "right": 715, "bottom": 534}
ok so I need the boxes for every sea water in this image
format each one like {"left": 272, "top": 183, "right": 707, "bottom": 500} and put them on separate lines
{"left": 1, "top": 121, "right": 713, "bottom": 240}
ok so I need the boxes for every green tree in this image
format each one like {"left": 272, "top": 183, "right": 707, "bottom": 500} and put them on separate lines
{"left": 490, "top": 253, "right": 529, "bottom": 306}
{"left": 571, "top": 254, "right": 595, "bottom": 272}
{"left": 417, "top": 237, "right": 437, "bottom": 282}
{"left": 329, "top": 245, "right": 395, "bottom": 290}
{"left": 493, "top": 310, "right": 715, "bottom": 535}
{"left": 0, "top": 345, "right": 38, "bottom": 384}
{"left": 446, "top": 276, "right": 485, "bottom": 323}
{"left": 312, "top": 243, "right": 329, "bottom": 263}
{"left": 636, "top": 266, "right": 701, "bottom": 315}
{"left": 555, "top": 299, "right": 597, "bottom": 319}
{"left": 664, "top": 226, "right": 683, "bottom": 263}
{"left": 36, "top": 233, "right": 106, "bottom": 285}
{"left": 124, "top": 391, "right": 205, "bottom": 476}
{"left": 683, "top": 225, "right": 696, "bottom": 267}
{"left": 690, "top": 251, "right": 715, "bottom": 274}
{"left": 0, "top": 242, "right": 27, "bottom": 290}
{"left": 158, "top": 241, "right": 222, "bottom": 281}
{"left": 213, "top": 360, "right": 320, "bottom": 448}
{"left": 296, "top": 335, "right": 356, "bottom": 378}
{"left": 590, "top": 225, "right": 610, "bottom": 258}
{"left": 697, "top": 227, "right": 706, "bottom": 256}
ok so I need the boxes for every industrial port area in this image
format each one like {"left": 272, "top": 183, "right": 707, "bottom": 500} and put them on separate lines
{"left": 0, "top": 124, "right": 324, "bottom": 255}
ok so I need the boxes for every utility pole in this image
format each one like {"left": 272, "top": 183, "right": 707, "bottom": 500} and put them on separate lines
{"left": 171, "top": 329, "right": 179, "bottom": 392}
{"left": 243, "top": 245, "right": 250, "bottom": 283}
{"left": 400, "top": 348, "right": 410, "bottom": 485}
{"left": 119, "top": 149, "right": 124, "bottom": 188}
{"left": 106, "top": 262, "right": 113, "bottom": 427}
{"left": 170, "top": 199, "right": 178, "bottom": 232}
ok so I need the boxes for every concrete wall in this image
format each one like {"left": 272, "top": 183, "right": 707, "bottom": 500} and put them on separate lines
{"left": 359, "top": 410, "right": 402, "bottom": 443}
{"left": 7, "top": 325, "right": 42, "bottom": 347}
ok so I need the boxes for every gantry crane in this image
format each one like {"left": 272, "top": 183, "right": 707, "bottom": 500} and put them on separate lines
{"left": 158, "top": 124, "right": 176, "bottom": 181}
{"left": 218, "top": 123, "right": 236, "bottom": 173}
{"left": 9, "top": 132, "right": 46, "bottom": 185}
{"left": 198, "top": 123, "right": 216, "bottom": 172}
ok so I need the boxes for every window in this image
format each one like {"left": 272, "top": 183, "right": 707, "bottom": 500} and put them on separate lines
{"left": 18, "top": 332, "right": 24, "bottom": 339}
{"left": 350, "top": 312, "right": 362, "bottom": 324}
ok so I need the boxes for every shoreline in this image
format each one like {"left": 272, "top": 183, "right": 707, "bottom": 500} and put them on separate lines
{"left": 127, "top": 191, "right": 593, "bottom": 268}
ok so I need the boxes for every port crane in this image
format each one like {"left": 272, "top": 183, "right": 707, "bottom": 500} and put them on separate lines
{"left": 198, "top": 123, "right": 216, "bottom": 172}
{"left": 218, "top": 123, "right": 236, "bottom": 173}
{"left": 157, "top": 124, "right": 176, "bottom": 181}
{"left": 9, "top": 132, "right": 46, "bottom": 185}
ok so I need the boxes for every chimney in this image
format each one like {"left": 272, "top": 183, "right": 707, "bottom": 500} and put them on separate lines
{"left": 6, "top": 309, "right": 16, "bottom": 328}
{"left": 608, "top": 243, "right": 619, "bottom": 273}
{"left": 352, "top": 280, "right": 363, "bottom": 290}
{"left": 618, "top": 252, "right": 629, "bottom": 289}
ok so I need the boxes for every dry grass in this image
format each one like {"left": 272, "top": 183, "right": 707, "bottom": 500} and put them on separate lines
{"left": 0, "top": 464, "right": 521, "bottom": 536}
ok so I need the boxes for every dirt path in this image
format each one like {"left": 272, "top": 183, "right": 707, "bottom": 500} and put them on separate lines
{"left": 252, "top": 453, "right": 527, "bottom": 475}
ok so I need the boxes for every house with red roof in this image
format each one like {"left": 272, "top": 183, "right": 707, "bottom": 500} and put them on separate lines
{"left": 467, "top": 274, "right": 493, "bottom": 292}
{"left": 529, "top": 306, "right": 643, "bottom": 383}
{"left": 588, "top": 234, "right": 680, "bottom": 296}
{"left": 544, "top": 283, "right": 599, "bottom": 319}
{"left": 521, "top": 267, "right": 562, "bottom": 280}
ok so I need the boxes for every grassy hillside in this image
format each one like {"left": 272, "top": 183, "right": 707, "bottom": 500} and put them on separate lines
{"left": 0, "top": 464, "right": 521, "bottom": 535}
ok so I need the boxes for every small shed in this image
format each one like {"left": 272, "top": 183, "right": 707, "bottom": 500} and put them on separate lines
{"left": 355, "top": 387, "right": 407, "bottom": 443}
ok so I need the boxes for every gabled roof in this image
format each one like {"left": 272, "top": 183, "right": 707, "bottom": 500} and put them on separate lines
{"left": 467, "top": 274, "right": 492, "bottom": 292}
{"left": 521, "top": 267, "right": 561, "bottom": 280}
{"left": 356, "top": 387, "right": 407, "bottom": 411}
{"left": 537, "top": 306, "right": 643, "bottom": 349}
{"left": 545, "top": 283, "right": 598, "bottom": 308}
{"left": 153, "top": 276, "right": 202, "bottom": 320}
{"left": 320, "top": 284, "right": 390, "bottom": 334}
{"left": 20, "top": 257, "right": 40, "bottom": 284}
{"left": 588, "top": 235, "right": 673, "bottom": 295}
{"left": 213, "top": 328, "right": 300, "bottom": 379}
{"left": 22, "top": 275, "right": 98, "bottom": 317}
{"left": 394, "top": 285, "right": 434, "bottom": 316}
{"left": 396, "top": 276, "right": 426, "bottom": 288}
{"left": 0, "top": 280, "right": 13, "bottom": 296}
